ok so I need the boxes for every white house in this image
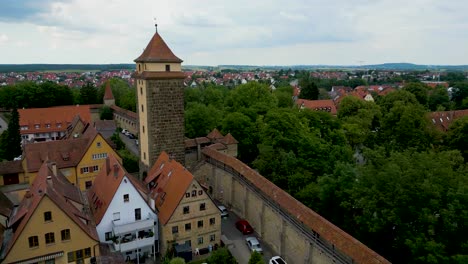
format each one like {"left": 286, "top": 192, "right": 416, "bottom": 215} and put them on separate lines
{"left": 88, "top": 154, "right": 158, "bottom": 262}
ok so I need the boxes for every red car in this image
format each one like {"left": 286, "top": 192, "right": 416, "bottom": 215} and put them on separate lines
{"left": 235, "top": 219, "right": 254, "bottom": 235}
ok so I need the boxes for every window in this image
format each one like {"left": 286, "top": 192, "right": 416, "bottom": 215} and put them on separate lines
{"left": 28, "top": 236, "right": 39, "bottom": 248}
{"left": 185, "top": 223, "right": 191, "bottom": 231}
{"left": 185, "top": 240, "right": 191, "bottom": 246}
{"left": 185, "top": 192, "right": 190, "bottom": 198}
{"left": 198, "top": 220, "right": 203, "bottom": 228}
{"left": 105, "top": 232, "right": 112, "bottom": 241}
{"left": 35, "top": 124, "right": 40, "bottom": 129}
{"left": 81, "top": 167, "right": 89, "bottom": 174}
{"left": 144, "top": 152, "right": 146, "bottom": 159}
{"left": 192, "top": 190, "right": 197, "bottom": 197}
{"left": 141, "top": 104, "right": 144, "bottom": 112}
{"left": 140, "top": 87, "right": 143, "bottom": 95}
{"left": 91, "top": 165, "right": 99, "bottom": 172}
{"left": 113, "top": 212, "right": 120, "bottom": 221}
{"left": 142, "top": 125, "right": 145, "bottom": 133}
{"left": 97, "top": 142, "right": 101, "bottom": 147}
{"left": 172, "top": 226, "right": 179, "bottom": 234}
{"left": 198, "top": 190, "right": 203, "bottom": 196}
{"left": 183, "top": 206, "right": 190, "bottom": 214}
{"left": 44, "top": 211, "right": 52, "bottom": 222}
{"left": 92, "top": 153, "right": 108, "bottom": 160}
{"left": 46, "top": 124, "right": 51, "bottom": 128}
{"left": 135, "top": 208, "right": 141, "bottom": 221}
{"left": 57, "top": 123, "right": 62, "bottom": 128}
{"left": 166, "top": 64, "right": 170, "bottom": 71}
{"left": 67, "top": 252, "right": 75, "bottom": 262}
{"left": 123, "top": 194, "right": 129, "bottom": 202}
{"left": 84, "top": 248, "right": 91, "bottom": 258}
{"left": 45, "top": 232, "right": 55, "bottom": 244}
{"left": 138, "top": 64, "right": 141, "bottom": 72}
{"left": 61, "top": 229, "right": 71, "bottom": 241}
{"left": 200, "top": 203, "right": 206, "bottom": 211}
{"left": 198, "top": 237, "right": 203, "bottom": 245}
{"left": 210, "top": 217, "right": 215, "bottom": 225}
{"left": 210, "top": 234, "right": 216, "bottom": 242}
{"left": 85, "top": 181, "right": 92, "bottom": 189}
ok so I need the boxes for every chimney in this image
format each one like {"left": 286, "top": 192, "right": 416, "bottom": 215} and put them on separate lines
{"left": 105, "top": 157, "right": 111, "bottom": 175}
{"left": 113, "top": 163, "right": 119, "bottom": 178}
{"left": 47, "top": 175, "right": 53, "bottom": 186}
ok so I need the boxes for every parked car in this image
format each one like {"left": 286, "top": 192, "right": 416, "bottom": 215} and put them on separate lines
{"left": 127, "top": 133, "right": 135, "bottom": 139}
{"left": 121, "top": 129, "right": 128, "bottom": 134}
{"left": 235, "top": 219, "right": 254, "bottom": 235}
{"left": 245, "top": 237, "right": 263, "bottom": 254}
{"left": 269, "top": 256, "right": 287, "bottom": 264}
{"left": 135, "top": 139, "right": 139, "bottom": 146}
{"left": 218, "top": 205, "right": 228, "bottom": 218}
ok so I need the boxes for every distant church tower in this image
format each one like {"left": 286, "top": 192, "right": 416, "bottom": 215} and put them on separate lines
{"left": 133, "top": 25, "right": 185, "bottom": 176}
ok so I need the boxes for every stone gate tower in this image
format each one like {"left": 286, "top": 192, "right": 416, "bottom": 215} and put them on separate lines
{"left": 133, "top": 26, "right": 185, "bottom": 176}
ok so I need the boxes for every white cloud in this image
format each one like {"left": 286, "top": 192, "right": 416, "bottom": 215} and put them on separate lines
{"left": 0, "top": 0, "right": 467, "bottom": 65}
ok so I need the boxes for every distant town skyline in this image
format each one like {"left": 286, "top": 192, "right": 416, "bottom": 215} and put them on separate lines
{"left": 0, "top": 0, "right": 467, "bottom": 66}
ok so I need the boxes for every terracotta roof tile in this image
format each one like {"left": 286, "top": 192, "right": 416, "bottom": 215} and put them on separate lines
{"left": 221, "top": 133, "right": 238, "bottom": 145}
{"left": 206, "top": 128, "right": 224, "bottom": 140}
{"left": 0, "top": 160, "right": 24, "bottom": 175}
{"left": 4, "top": 161, "right": 98, "bottom": 258}
{"left": 429, "top": 110, "right": 468, "bottom": 131}
{"left": 146, "top": 152, "right": 193, "bottom": 225}
{"left": 19, "top": 105, "right": 92, "bottom": 134}
{"left": 134, "top": 32, "right": 183, "bottom": 63}
{"left": 296, "top": 99, "right": 337, "bottom": 115}
{"left": 201, "top": 148, "right": 390, "bottom": 264}
{"left": 103, "top": 81, "right": 114, "bottom": 100}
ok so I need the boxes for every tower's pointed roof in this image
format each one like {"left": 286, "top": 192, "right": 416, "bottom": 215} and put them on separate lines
{"left": 103, "top": 80, "right": 114, "bottom": 100}
{"left": 134, "top": 32, "right": 183, "bottom": 63}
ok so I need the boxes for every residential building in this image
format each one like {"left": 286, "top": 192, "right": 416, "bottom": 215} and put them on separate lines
{"left": 0, "top": 161, "right": 25, "bottom": 186}
{"left": 145, "top": 151, "right": 221, "bottom": 255}
{"left": 19, "top": 105, "right": 96, "bottom": 143}
{"left": 87, "top": 154, "right": 158, "bottom": 262}
{"left": 296, "top": 99, "right": 338, "bottom": 116}
{"left": 133, "top": 27, "right": 186, "bottom": 176}
{"left": 0, "top": 161, "right": 99, "bottom": 264}
{"left": 22, "top": 127, "right": 121, "bottom": 190}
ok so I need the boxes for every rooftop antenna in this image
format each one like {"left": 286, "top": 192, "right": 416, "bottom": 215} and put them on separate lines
{"left": 154, "top": 17, "right": 158, "bottom": 33}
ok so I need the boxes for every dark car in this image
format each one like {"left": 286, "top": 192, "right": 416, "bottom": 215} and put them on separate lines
{"left": 235, "top": 219, "right": 254, "bottom": 235}
{"left": 127, "top": 133, "right": 136, "bottom": 139}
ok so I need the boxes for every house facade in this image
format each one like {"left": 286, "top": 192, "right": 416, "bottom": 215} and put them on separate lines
{"left": 146, "top": 152, "right": 221, "bottom": 255}
{"left": 0, "top": 161, "right": 99, "bottom": 264}
{"left": 88, "top": 154, "right": 158, "bottom": 262}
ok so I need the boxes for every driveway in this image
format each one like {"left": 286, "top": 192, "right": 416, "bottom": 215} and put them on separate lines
{"left": 220, "top": 205, "right": 276, "bottom": 264}
{"left": 119, "top": 133, "right": 139, "bottom": 156}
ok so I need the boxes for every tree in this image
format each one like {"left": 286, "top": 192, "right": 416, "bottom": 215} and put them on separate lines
{"left": 248, "top": 251, "right": 264, "bottom": 264}
{"left": 110, "top": 133, "right": 125, "bottom": 150}
{"left": 117, "top": 149, "right": 139, "bottom": 173}
{"left": 185, "top": 103, "right": 222, "bottom": 138}
{"left": 169, "top": 257, "right": 186, "bottom": 264}
{"left": 428, "top": 86, "right": 450, "bottom": 111}
{"left": 298, "top": 74, "right": 319, "bottom": 100}
{"left": 79, "top": 82, "right": 99, "bottom": 104}
{"left": 208, "top": 248, "right": 237, "bottom": 264}
{"left": 3, "top": 108, "right": 22, "bottom": 160}
{"left": 222, "top": 112, "right": 258, "bottom": 164}
{"left": 403, "top": 82, "right": 429, "bottom": 107}
{"left": 446, "top": 116, "right": 468, "bottom": 160}
{"left": 451, "top": 82, "right": 468, "bottom": 109}
{"left": 99, "top": 105, "right": 113, "bottom": 120}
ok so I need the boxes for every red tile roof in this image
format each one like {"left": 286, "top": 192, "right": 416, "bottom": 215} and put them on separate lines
{"left": 103, "top": 81, "right": 114, "bottom": 100}
{"left": 206, "top": 128, "right": 224, "bottom": 140}
{"left": 4, "top": 161, "right": 98, "bottom": 258}
{"left": 201, "top": 148, "right": 390, "bottom": 264}
{"left": 429, "top": 110, "right": 468, "bottom": 131}
{"left": 296, "top": 99, "right": 337, "bottom": 115}
{"left": 145, "top": 152, "right": 193, "bottom": 225}
{"left": 221, "top": 133, "right": 238, "bottom": 145}
{"left": 134, "top": 32, "right": 183, "bottom": 63}
{"left": 87, "top": 154, "right": 146, "bottom": 225}
{"left": 19, "top": 105, "right": 92, "bottom": 135}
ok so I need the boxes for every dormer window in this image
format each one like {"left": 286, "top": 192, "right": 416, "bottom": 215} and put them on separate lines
{"left": 35, "top": 124, "right": 40, "bottom": 129}
{"left": 45, "top": 124, "right": 51, "bottom": 128}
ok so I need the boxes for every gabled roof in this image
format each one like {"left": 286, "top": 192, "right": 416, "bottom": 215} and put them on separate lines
{"left": 221, "top": 133, "right": 238, "bottom": 145}
{"left": 134, "top": 32, "right": 183, "bottom": 63}
{"left": 87, "top": 154, "right": 148, "bottom": 225}
{"left": 3, "top": 161, "right": 98, "bottom": 258}
{"left": 206, "top": 128, "right": 224, "bottom": 140}
{"left": 103, "top": 81, "right": 114, "bottom": 100}
{"left": 19, "top": 105, "right": 92, "bottom": 134}
{"left": 296, "top": 99, "right": 337, "bottom": 115}
{"left": 0, "top": 160, "right": 24, "bottom": 175}
{"left": 145, "top": 152, "right": 193, "bottom": 225}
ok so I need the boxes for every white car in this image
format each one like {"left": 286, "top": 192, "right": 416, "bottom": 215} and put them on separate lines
{"left": 121, "top": 129, "right": 128, "bottom": 134}
{"left": 245, "top": 237, "right": 263, "bottom": 254}
{"left": 218, "top": 205, "right": 228, "bottom": 218}
{"left": 269, "top": 256, "right": 287, "bottom": 264}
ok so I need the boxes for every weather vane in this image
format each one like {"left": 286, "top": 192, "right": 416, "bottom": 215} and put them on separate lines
{"left": 154, "top": 17, "right": 158, "bottom": 33}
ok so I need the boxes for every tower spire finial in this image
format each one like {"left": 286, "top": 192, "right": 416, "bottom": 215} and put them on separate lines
{"left": 154, "top": 17, "right": 158, "bottom": 33}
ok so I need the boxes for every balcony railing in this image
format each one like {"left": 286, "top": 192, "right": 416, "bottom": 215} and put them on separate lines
{"left": 112, "top": 213, "right": 157, "bottom": 236}
{"left": 113, "top": 232, "right": 155, "bottom": 252}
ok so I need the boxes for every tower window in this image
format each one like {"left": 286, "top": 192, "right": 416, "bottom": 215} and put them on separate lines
{"left": 140, "top": 87, "right": 143, "bottom": 95}
{"left": 142, "top": 125, "right": 145, "bottom": 133}
{"left": 138, "top": 64, "right": 141, "bottom": 72}
{"left": 141, "top": 105, "right": 144, "bottom": 112}
{"left": 166, "top": 65, "right": 170, "bottom": 72}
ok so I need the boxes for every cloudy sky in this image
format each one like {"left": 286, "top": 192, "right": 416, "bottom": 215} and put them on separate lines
{"left": 0, "top": 0, "right": 467, "bottom": 65}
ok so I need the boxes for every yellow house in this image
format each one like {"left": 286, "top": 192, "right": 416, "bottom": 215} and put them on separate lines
{"left": 145, "top": 152, "right": 221, "bottom": 255}
{"left": 0, "top": 160, "right": 25, "bottom": 186}
{"left": 0, "top": 161, "right": 100, "bottom": 264}
{"left": 23, "top": 127, "right": 121, "bottom": 190}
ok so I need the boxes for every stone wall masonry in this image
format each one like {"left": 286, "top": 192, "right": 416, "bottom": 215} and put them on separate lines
{"left": 146, "top": 79, "right": 185, "bottom": 167}
{"left": 191, "top": 148, "right": 390, "bottom": 264}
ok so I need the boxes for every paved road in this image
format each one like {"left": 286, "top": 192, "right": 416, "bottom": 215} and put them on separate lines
{"left": 119, "top": 133, "right": 139, "bottom": 156}
{"left": 220, "top": 204, "right": 276, "bottom": 264}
